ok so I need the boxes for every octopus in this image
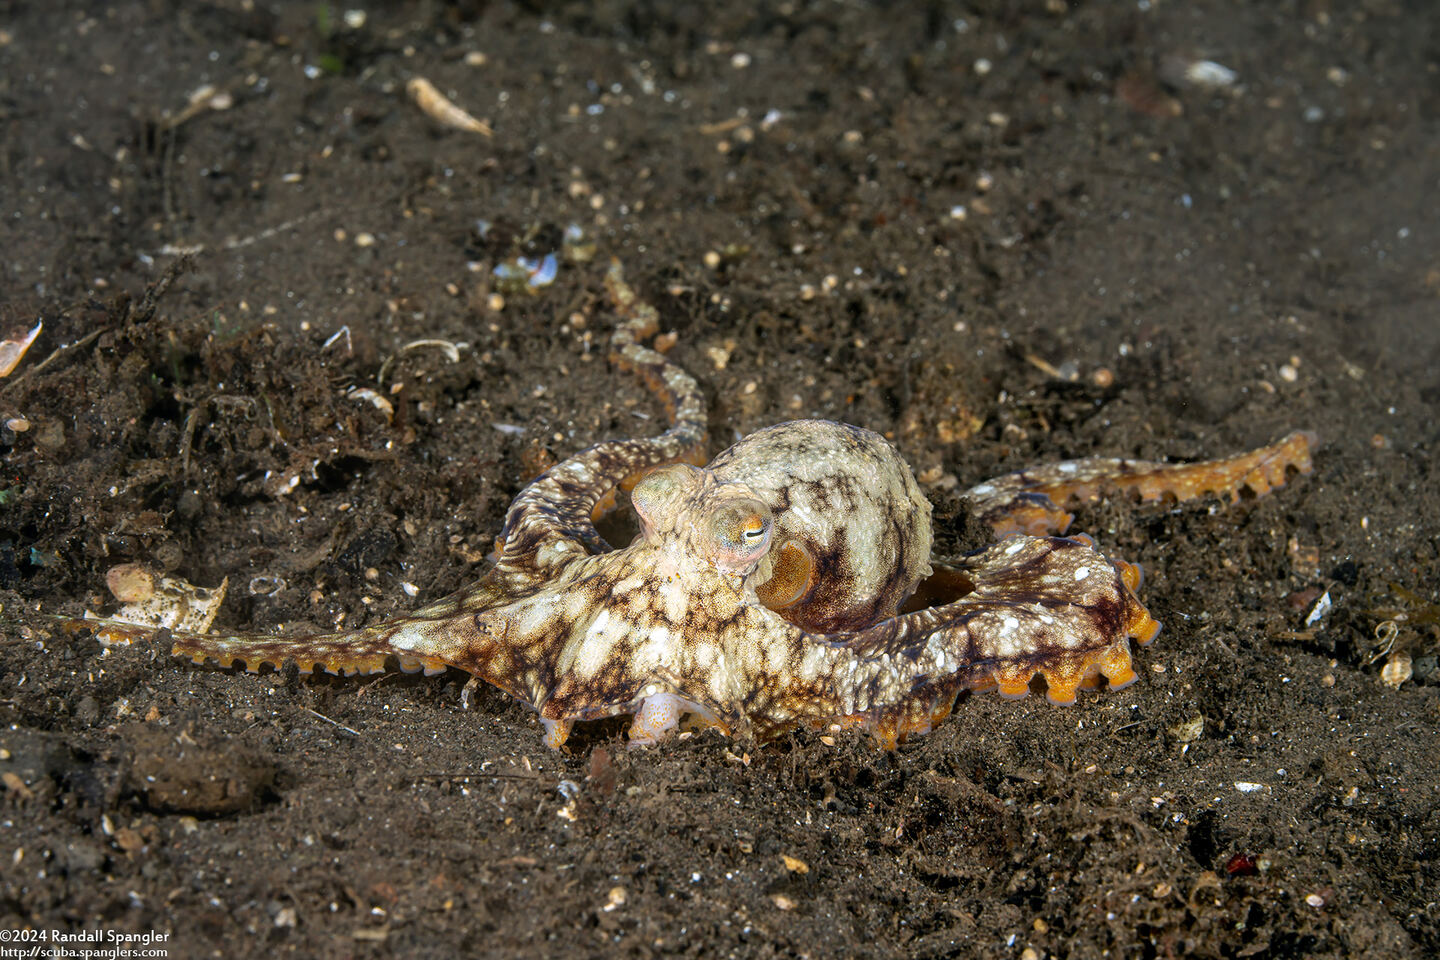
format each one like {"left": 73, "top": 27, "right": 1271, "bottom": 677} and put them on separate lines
{"left": 80, "top": 262, "right": 1315, "bottom": 749}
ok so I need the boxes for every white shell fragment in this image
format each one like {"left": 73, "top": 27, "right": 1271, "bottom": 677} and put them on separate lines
{"left": 1303, "top": 589, "right": 1332, "bottom": 627}
{"left": 1380, "top": 651, "right": 1413, "bottom": 690}
{"left": 89, "top": 568, "right": 229, "bottom": 643}
{"left": 1184, "top": 60, "right": 1238, "bottom": 89}
{"left": 407, "top": 77, "right": 493, "bottom": 136}
{"left": 0, "top": 321, "right": 42, "bottom": 377}
{"left": 347, "top": 386, "right": 395, "bottom": 421}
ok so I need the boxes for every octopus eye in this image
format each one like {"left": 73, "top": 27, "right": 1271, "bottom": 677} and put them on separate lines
{"left": 705, "top": 499, "right": 773, "bottom": 573}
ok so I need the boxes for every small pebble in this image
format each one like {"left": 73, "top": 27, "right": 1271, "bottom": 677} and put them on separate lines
{"left": 355, "top": 232, "right": 376, "bottom": 248}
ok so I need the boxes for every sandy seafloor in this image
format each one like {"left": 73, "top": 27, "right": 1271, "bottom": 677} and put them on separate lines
{"left": 1, "top": 2, "right": 1437, "bottom": 957}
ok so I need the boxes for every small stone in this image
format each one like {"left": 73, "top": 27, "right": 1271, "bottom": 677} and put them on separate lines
{"left": 1167, "top": 715, "right": 1204, "bottom": 743}
{"left": 781, "top": 854, "right": 809, "bottom": 874}
{"left": 63, "top": 840, "right": 105, "bottom": 872}
{"left": 74, "top": 696, "right": 101, "bottom": 725}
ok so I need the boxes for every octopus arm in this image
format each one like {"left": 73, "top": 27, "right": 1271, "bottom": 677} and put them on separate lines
{"left": 90, "top": 575, "right": 539, "bottom": 704}
{"left": 748, "top": 535, "right": 1161, "bottom": 746}
{"left": 968, "top": 431, "right": 1317, "bottom": 537}
{"left": 494, "top": 260, "right": 708, "bottom": 575}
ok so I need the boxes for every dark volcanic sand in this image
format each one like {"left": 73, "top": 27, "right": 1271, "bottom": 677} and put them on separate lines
{"left": 2, "top": 2, "right": 1437, "bottom": 957}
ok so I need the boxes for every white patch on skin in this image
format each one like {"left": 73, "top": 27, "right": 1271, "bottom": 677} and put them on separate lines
{"left": 660, "top": 575, "right": 690, "bottom": 625}
{"left": 566, "top": 607, "right": 617, "bottom": 679}
{"left": 634, "top": 625, "right": 672, "bottom": 672}
{"left": 1005, "top": 539, "right": 1027, "bottom": 556}
{"left": 1058, "top": 462, "right": 1078, "bottom": 474}
{"left": 1073, "top": 566, "right": 1090, "bottom": 581}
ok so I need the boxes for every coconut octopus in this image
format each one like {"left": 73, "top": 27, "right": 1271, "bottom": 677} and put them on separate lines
{"left": 81, "top": 262, "right": 1315, "bottom": 749}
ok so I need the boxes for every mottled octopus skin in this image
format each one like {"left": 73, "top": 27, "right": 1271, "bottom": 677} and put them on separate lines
{"left": 78, "top": 260, "right": 1315, "bottom": 749}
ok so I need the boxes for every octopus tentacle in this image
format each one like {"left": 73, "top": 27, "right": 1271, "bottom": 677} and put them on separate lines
{"left": 745, "top": 535, "right": 1159, "bottom": 743}
{"left": 968, "top": 431, "right": 1317, "bottom": 537}
{"left": 492, "top": 259, "right": 708, "bottom": 578}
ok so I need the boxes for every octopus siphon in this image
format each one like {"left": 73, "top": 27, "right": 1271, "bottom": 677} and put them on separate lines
{"left": 79, "top": 262, "right": 1315, "bottom": 749}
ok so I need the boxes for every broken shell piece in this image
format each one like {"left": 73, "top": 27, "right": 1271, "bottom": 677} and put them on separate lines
{"left": 347, "top": 386, "right": 395, "bottom": 421}
{"left": 1381, "top": 651, "right": 1413, "bottom": 690}
{"left": 400, "top": 339, "right": 463, "bottom": 364}
{"left": 160, "top": 85, "right": 235, "bottom": 131}
{"left": 1184, "top": 60, "right": 1238, "bottom": 89}
{"left": 493, "top": 253, "right": 559, "bottom": 294}
{"left": 88, "top": 573, "right": 229, "bottom": 643}
{"left": 407, "top": 77, "right": 493, "bottom": 136}
{"left": 0, "top": 321, "right": 42, "bottom": 377}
